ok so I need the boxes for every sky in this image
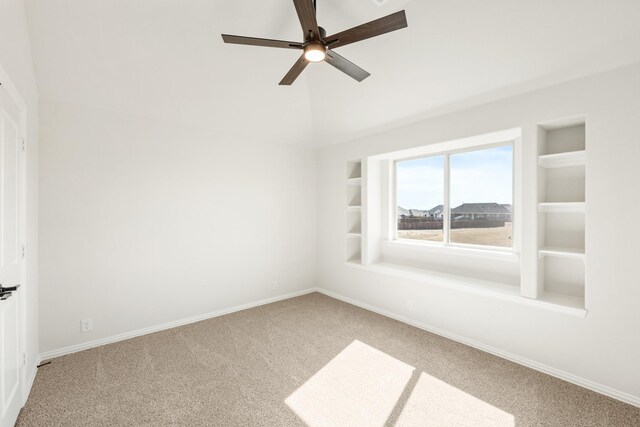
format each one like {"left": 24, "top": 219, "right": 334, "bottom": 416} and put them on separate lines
{"left": 396, "top": 145, "right": 513, "bottom": 210}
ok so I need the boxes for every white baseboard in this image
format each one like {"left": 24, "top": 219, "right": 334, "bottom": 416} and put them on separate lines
{"left": 39, "top": 288, "right": 318, "bottom": 361}
{"left": 315, "top": 288, "right": 640, "bottom": 408}
{"left": 36, "top": 286, "right": 639, "bottom": 408}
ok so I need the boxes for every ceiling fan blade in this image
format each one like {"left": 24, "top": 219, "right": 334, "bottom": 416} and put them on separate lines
{"left": 292, "top": 0, "right": 320, "bottom": 40}
{"left": 325, "top": 50, "right": 370, "bottom": 82}
{"left": 324, "top": 10, "right": 408, "bottom": 49}
{"left": 221, "top": 34, "right": 303, "bottom": 49}
{"left": 279, "top": 55, "right": 309, "bottom": 85}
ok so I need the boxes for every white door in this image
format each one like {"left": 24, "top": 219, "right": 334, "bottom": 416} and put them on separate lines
{"left": 0, "top": 87, "right": 23, "bottom": 427}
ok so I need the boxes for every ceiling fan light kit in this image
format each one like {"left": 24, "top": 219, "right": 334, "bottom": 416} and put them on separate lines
{"left": 304, "top": 43, "right": 326, "bottom": 62}
{"left": 221, "top": 0, "right": 408, "bottom": 85}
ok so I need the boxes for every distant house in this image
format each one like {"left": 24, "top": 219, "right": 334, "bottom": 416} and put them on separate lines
{"left": 398, "top": 203, "right": 511, "bottom": 221}
{"left": 451, "top": 202, "right": 512, "bottom": 221}
{"left": 397, "top": 206, "right": 428, "bottom": 218}
{"left": 428, "top": 204, "right": 444, "bottom": 219}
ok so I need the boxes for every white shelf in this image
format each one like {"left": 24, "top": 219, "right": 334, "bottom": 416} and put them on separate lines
{"left": 539, "top": 246, "right": 585, "bottom": 261}
{"left": 537, "top": 291, "right": 585, "bottom": 313}
{"left": 346, "top": 258, "right": 362, "bottom": 266}
{"left": 344, "top": 260, "right": 367, "bottom": 270}
{"left": 347, "top": 177, "right": 362, "bottom": 186}
{"left": 347, "top": 161, "right": 362, "bottom": 180}
{"left": 538, "top": 202, "right": 585, "bottom": 213}
{"left": 346, "top": 233, "right": 362, "bottom": 238}
{"left": 347, "top": 205, "right": 362, "bottom": 211}
{"left": 538, "top": 150, "right": 585, "bottom": 168}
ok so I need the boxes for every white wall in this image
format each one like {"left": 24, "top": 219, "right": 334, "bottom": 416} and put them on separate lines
{"left": 317, "top": 63, "right": 640, "bottom": 403}
{"left": 38, "top": 99, "right": 317, "bottom": 353}
{"left": 0, "top": 0, "right": 40, "bottom": 395}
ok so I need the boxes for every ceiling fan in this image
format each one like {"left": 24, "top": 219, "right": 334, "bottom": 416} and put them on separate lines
{"left": 221, "top": 0, "right": 408, "bottom": 85}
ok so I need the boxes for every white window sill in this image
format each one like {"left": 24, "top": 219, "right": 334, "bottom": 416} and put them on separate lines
{"left": 383, "top": 239, "right": 520, "bottom": 262}
{"left": 344, "top": 261, "right": 587, "bottom": 318}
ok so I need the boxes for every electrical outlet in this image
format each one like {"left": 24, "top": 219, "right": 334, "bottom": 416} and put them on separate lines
{"left": 406, "top": 300, "right": 414, "bottom": 312}
{"left": 81, "top": 318, "right": 93, "bottom": 333}
{"left": 273, "top": 280, "right": 279, "bottom": 289}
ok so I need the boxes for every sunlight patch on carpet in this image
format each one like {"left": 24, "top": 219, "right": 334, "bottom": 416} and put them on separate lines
{"left": 285, "top": 340, "right": 414, "bottom": 427}
{"left": 395, "top": 372, "right": 514, "bottom": 426}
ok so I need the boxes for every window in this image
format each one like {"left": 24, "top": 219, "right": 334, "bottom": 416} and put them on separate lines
{"left": 396, "top": 144, "right": 513, "bottom": 249}
{"left": 396, "top": 156, "right": 445, "bottom": 242}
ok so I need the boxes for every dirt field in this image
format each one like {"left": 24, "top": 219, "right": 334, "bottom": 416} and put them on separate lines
{"left": 398, "top": 222, "right": 513, "bottom": 247}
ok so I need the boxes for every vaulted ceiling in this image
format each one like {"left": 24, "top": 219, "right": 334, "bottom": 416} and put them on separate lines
{"left": 25, "top": 0, "right": 640, "bottom": 147}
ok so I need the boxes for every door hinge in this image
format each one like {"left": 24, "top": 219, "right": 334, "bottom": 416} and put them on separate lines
{"left": 21, "top": 353, "right": 26, "bottom": 367}
{"left": 21, "top": 137, "right": 25, "bottom": 152}
{"left": 21, "top": 245, "right": 25, "bottom": 259}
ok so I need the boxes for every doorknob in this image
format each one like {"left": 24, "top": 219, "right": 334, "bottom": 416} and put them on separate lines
{"left": 0, "top": 292, "right": 12, "bottom": 301}
{"left": 0, "top": 284, "right": 20, "bottom": 293}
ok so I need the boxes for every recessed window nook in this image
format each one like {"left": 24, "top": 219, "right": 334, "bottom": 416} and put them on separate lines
{"left": 345, "top": 125, "right": 587, "bottom": 317}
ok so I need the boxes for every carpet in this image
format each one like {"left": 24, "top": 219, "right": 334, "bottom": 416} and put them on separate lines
{"left": 17, "top": 292, "right": 640, "bottom": 426}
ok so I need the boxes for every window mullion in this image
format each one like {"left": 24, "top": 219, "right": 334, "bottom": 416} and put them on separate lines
{"left": 444, "top": 154, "right": 451, "bottom": 244}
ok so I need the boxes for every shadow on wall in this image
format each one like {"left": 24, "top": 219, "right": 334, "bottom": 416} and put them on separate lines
{"left": 285, "top": 339, "right": 515, "bottom": 426}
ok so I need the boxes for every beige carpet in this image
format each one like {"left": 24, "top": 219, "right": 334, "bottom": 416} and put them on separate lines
{"left": 17, "top": 292, "right": 640, "bottom": 426}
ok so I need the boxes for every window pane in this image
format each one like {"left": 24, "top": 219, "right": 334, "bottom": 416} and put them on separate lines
{"left": 449, "top": 146, "right": 513, "bottom": 247}
{"left": 396, "top": 156, "right": 444, "bottom": 242}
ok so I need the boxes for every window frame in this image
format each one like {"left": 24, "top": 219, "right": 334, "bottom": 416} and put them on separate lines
{"left": 391, "top": 139, "right": 518, "bottom": 255}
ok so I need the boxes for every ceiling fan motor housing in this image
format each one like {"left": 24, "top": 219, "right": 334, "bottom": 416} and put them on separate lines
{"left": 317, "top": 26, "right": 327, "bottom": 40}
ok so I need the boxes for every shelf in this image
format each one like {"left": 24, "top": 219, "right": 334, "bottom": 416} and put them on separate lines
{"left": 539, "top": 246, "right": 585, "bottom": 261}
{"left": 541, "top": 166, "right": 585, "bottom": 203}
{"left": 539, "top": 123, "right": 585, "bottom": 155}
{"left": 347, "top": 206, "right": 362, "bottom": 211}
{"left": 539, "top": 202, "right": 585, "bottom": 213}
{"left": 538, "top": 150, "right": 585, "bottom": 168}
{"left": 347, "top": 161, "right": 362, "bottom": 180}
{"left": 347, "top": 177, "right": 362, "bottom": 186}
{"left": 346, "top": 233, "right": 362, "bottom": 238}
{"left": 537, "top": 291, "right": 585, "bottom": 313}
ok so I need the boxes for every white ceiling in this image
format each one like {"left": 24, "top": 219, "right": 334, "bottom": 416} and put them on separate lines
{"left": 25, "top": 0, "right": 640, "bottom": 148}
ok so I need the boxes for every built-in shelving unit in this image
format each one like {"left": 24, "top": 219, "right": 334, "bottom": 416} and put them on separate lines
{"left": 537, "top": 120, "right": 586, "bottom": 309}
{"left": 346, "top": 160, "right": 363, "bottom": 264}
